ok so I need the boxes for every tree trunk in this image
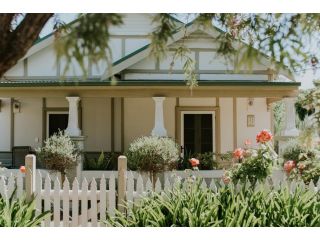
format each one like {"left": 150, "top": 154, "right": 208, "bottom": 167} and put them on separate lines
{"left": 61, "top": 172, "right": 66, "bottom": 185}
{"left": 0, "top": 13, "right": 53, "bottom": 78}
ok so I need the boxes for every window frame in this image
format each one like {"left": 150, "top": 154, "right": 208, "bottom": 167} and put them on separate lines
{"left": 46, "top": 111, "right": 69, "bottom": 138}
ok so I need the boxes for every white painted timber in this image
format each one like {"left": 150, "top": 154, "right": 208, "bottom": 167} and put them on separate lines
{"left": 63, "top": 178, "right": 70, "bottom": 227}
{"left": 282, "top": 97, "right": 299, "bottom": 137}
{"left": 35, "top": 170, "right": 42, "bottom": 216}
{"left": 65, "top": 96, "right": 81, "bottom": 136}
{"left": 108, "top": 173, "right": 116, "bottom": 217}
{"left": 81, "top": 178, "right": 88, "bottom": 227}
{"left": 71, "top": 178, "right": 79, "bottom": 227}
{"left": 99, "top": 175, "right": 107, "bottom": 223}
{"left": 151, "top": 97, "right": 167, "bottom": 137}
{"left": 53, "top": 177, "right": 61, "bottom": 227}
{"left": 90, "top": 178, "right": 98, "bottom": 227}
{"left": 44, "top": 174, "right": 51, "bottom": 227}
{"left": 27, "top": 46, "right": 56, "bottom": 76}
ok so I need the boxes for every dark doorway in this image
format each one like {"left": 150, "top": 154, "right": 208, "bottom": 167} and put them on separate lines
{"left": 183, "top": 114, "right": 213, "bottom": 155}
{"left": 48, "top": 113, "right": 69, "bottom": 137}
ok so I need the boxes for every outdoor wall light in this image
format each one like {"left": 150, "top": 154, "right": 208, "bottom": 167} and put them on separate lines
{"left": 13, "top": 100, "right": 21, "bottom": 113}
{"left": 248, "top": 98, "right": 254, "bottom": 107}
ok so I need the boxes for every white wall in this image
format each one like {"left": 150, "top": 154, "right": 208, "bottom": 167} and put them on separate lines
{"left": 113, "top": 98, "right": 122, "bottom": 152}
{"left": 123, "top": 97, "right": 176, "bottom": 150}
{"left": 237, "top": 98, "right": 271, "bottom": 148}
{"left": 109, "top": 14, "right": 156, "bottom": 35}
{"left": 46, "top": 97, "right": 68, "bottom": 108}
{"left": 179, "top": 97, "right": 216, "bottom": 106}
{"left": 82, "top": 97, "right": 112, "bottom": 152}
{"left": 0, "top": 98, "right": 11, "bottom": 151}
{"left": 28, "top": 46, "right": 56, "bottom": 76}
{"left": 4, "top": 61, "right": 24, "bottom": 77}
{"left": 220, "top": 98, "right": 234, "bottom": 153}
{"left": 14, "top": 98, "right": 42, "bottom": 149}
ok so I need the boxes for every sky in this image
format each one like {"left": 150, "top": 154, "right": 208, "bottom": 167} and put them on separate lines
{"left": 39, "top": 13, "right": 318, "bottom": 90}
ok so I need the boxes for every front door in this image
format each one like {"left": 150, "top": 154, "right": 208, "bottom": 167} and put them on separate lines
{"left": 181, "top": 111, "right": 215, "bottom": 156}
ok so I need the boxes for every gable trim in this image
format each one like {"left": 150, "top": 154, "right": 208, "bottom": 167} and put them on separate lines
{"left": 101, "top": 23, "right": 198, "bottom": 80}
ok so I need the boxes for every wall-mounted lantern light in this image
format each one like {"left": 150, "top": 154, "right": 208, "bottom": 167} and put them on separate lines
{"left": 13, "top": 100, "right": 21, "bottom": 113}
{"left": 248, "top": 98, "right": 254, "bottom": 107}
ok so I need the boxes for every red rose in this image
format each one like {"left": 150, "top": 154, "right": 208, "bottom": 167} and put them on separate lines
{"left": 233, "top": 148, "right": 244, "bottom": 160}
{"left": 189, "top": 158, "right": 200, "bottom": 167}
{"left": 244, "top": 139, "right": 252, "bottom": 146}
{"left": 256, "top": 129, "right": 273, "bottom": 143}
{"left": 19, "top": 166, "right": 26, "bottom": 174}
{"left": 284, "top": 160, "right": 296, "bottom": 174}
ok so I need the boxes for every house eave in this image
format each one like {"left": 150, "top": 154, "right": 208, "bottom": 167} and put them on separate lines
{"left": 0, "top": 80, "right": 301, "bottom": 88}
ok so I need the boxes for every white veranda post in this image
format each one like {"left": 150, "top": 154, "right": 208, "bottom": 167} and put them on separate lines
{"left": 282, "top": 97, "right": 299, "bottom": 137}
{"left": 65, "top": 96, "right": 84, "bottom": 181}
{"left": 151, "top": 97, "right": 167, "bottom": 137}
{"left": 65, "top": 96, "right": 81, "bottom": 137}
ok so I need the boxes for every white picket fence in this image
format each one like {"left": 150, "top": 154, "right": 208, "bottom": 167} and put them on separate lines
{"left": 0, "top": 154, "right": 319, "bottom": 227}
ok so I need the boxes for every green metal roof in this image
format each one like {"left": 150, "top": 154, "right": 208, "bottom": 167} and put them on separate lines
{"left": 0, "top": 80, "right": 301, "bottom": 88}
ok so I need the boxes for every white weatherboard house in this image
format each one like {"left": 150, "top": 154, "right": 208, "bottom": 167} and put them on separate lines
{"left": 0, "top": 14, "right": 300, "bottom": 168}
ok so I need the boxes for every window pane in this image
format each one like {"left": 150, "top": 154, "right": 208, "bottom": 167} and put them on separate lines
{"left": 184, "top": 114, "right": 195, "bottom": 128}
{"left": 49, "top": 114, "right": 68, "bottom": 137}
{"left": 183, "top": 113, "right": 213, "bottom": 155}
{"left": 201, "top": 114, "right": 212, "bottom": 128}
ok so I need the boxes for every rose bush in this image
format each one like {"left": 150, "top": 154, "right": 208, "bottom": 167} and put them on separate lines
{"left": 225, "top": 129, "right": 278, "bottom": 184}
{"left": 282, "top": 138, "right": 320, "bottom": 184}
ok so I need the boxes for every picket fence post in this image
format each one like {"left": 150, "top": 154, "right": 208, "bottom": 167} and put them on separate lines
{"left": 117, "top": 155, "right": 127, "bottom": 213}
{"left": 25, "top": 154, "right": 36, "bottom": 202}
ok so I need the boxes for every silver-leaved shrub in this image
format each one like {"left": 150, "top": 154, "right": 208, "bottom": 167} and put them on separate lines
{"left": 36, "top": 131, "right": 78, "bottom": 180}
{"left": 127, "top": 136, "right": 179, "bottom": 176}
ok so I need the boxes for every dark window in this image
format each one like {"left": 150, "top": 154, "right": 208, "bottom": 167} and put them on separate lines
{"left": 183, "top": 114, "right": 213, "bottom": 154}
{"left": 48, "top": 114, "right": 68, "bottom": 137}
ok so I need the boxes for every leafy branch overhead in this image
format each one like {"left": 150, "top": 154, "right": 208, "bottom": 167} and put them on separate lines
{"left": 1, "top": 13, "right": 320, "bottom": 86}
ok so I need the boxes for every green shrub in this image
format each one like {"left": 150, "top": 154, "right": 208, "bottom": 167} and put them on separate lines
{"left": 83, "top": 151, "right": 122, "bottom": 170}
{"left": 178, "top": 151, "right": 233, "bottom": 170}
{"left": 0, "top": 191, "right": 50, "bottom": 227}
{"left": 287, "top": 160, "right": 320, "bottom": 185}
{"left": 282, "top": 138, "right": 316, "bottom": 162}
{"left": 36, "top": 131, "right": 78, "bottom": 181}
{"left": 127, "top": 136, "right": 179, "bottom": 175}
{"left": 106, "top": 180, "right": 320, "bottom": 227}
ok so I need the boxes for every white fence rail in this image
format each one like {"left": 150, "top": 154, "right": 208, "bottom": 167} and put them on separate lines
{"left": 0, "top": 154, "right": 318, "bottom": 227}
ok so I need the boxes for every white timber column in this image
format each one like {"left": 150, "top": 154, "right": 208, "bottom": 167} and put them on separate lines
{"left": 282, "top": 97, "right": 299, "bottom": 137}
{"left": 151, "top": 97, "right": 167, "bottom": 137}
{"left": 279, "top": 97, "right": 299, "bottom": 156}
{"left": 65, "top": 96, "right": 81, "bottom": 136}
{"left": 65, "top": 96, "right": 84, "bottom": 181}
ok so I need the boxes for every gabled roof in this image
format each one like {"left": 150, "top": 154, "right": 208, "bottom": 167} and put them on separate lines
{"left": 101, "top": 21, "right": 198, "bottom": 80}
{"left": 18, "top": 14, "right": 294, "bottom": 82}
{"left": 21, "top": 14, "right": 184, "bottom": 61}
{"left": 100, "top": 21, "right": 294, "bottom": 81}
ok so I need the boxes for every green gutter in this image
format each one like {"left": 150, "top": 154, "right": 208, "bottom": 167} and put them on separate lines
{"left": 0, "top": 80, "right": 301, "bottom": 88}
{"left": 33, "top": 18, "right": 80, "bottom": 45}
